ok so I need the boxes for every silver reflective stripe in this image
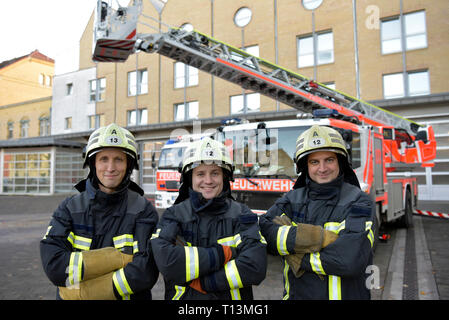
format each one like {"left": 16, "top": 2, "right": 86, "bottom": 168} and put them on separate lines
{"left": 67, "top": 232, "right": 92, "bottom": 251}
{"left": 113, "top": 234, "right": 134, "bottom": 250}
{"left": 328, "top": 275, "right": 341, "bottom": 300}
{"left": 276, "top": 226, "right": 291, "bottom": 256}
{"left": 113, "top": 268, "right": 133, "bottom": 300}
{"left": 185, "top": 246, "right": 199, "bottom": 282}
{"left": 172, "top": 286, "right": 186, "bottom": 300}
{"left": 224, "top": 260, "right": 242, "bottom": 300}
{"left": 68, "top": 252, "right": 83, "bottom": 286}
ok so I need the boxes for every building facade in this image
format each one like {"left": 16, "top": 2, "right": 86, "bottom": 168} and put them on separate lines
{"left": 2, "top": 0, "right": 449, "bottom": 199}
{"left": 0, "top": 50, "right": 54, "bottom": 140}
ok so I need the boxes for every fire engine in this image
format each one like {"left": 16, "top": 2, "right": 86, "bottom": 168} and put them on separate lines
{"left": 92, "top": 0, "right": 437, "bottom": 232}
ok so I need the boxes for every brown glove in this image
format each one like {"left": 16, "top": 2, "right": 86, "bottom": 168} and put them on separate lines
{"left": 285, "top": 253, "right": 306, "bottom": 278}
{"left": 272, "top": 215, "right": 338, "bottom": 253}
{"left": 59, "top": 271, "right": 116, "bottom": 300}
{"left": 82, "top": 247, "right": 133, "bottom": 281}
{"left": 294, "top": 223, "right": 338, "bottom": 253}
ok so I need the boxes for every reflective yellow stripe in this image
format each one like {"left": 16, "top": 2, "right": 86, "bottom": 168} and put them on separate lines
{"left": 68, "top": 252, "right": 83, "bottom": 286}
{"left": 67, "top": 232, "right": 92, "bottom": 251}
{"left": 259, "top": 231, "right": 267, "bottom": 245}
{"left": 366, "top": 221, "right": 374, "bottom": 247}
{"left": 276, "top": 226, "right": 291, "bottom": 256}
{"left": 150, "top": 228, "right": 161, "bottom": 240}
{"left": 113, "top": 268, "right": 133, "bottom": 300}
{"left": 172, "top": 285, "right": 186, "bottom": 300}
{"left": 224, "top": 260, "right": 243, "bottom": 300}
{"left": 185, "top": 246, "right": 199, "bottom": 282}
{"left": 217, "top": 234, "right": 242, "bottom": 247}
{"left": 324, "top": 220, "right": 345, "bottom": 234}
{"left": 310, "top": 252, "right": 326, "bottom": 275}
{"left": 133, "top": 241, "right": 139, "bottom": 254}
{"left": 43, "top": 225, "right": 52, "bottom": 240}
{"left": 328, "top": 275, "right": 341, "bottom": 300}
{"left": 282, "top": 259, "right": 290, "bottom": 300}
{"left": 113, "top": 234, "right": 134, "bottom": 250}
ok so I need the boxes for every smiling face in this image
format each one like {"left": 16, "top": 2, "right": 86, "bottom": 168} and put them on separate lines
{"left": 191, "top": 164, "right": 224, "bottom": 200}
{"left": 95, "top": 148, "right": 128, "bottom": 193}
{"left": 307, "top": 150, "right": 340, "bottom": 184}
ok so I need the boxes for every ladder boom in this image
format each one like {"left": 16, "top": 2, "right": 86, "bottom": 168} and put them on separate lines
{"left": 137, "top": 28, "right": 420, "bottom": 133}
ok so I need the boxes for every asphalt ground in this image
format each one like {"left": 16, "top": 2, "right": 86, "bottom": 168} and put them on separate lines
{"left": 0, "top": 195, "right": 448, "bottom": 300}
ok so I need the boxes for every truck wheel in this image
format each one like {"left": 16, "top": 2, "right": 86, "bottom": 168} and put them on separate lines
{"left": 399, "top": 190, "right": 414, "bottom": 228}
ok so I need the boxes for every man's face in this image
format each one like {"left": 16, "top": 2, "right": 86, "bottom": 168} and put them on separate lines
{"left": 191, "top": 164, "right": 224, "bottom": 200}
{"left": 307, "top": 151, "right": 340, "bottom": 184}
{"left": 95, "top": 148, "right": 128, "bottom": 193}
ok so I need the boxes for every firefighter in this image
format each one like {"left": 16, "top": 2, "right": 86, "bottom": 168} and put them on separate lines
{"left": 259, "top": 124, "right": 375, "bottom": 300}
{"left": 40, "top": 123, "right": 159, "bottom": 300}
{"left": 151, "top": 137, "right": 267, "bottom": 300}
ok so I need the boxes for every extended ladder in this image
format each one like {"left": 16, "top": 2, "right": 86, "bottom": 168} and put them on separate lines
{"left": 130, "top": 28, "right": 420, "bottom": 134}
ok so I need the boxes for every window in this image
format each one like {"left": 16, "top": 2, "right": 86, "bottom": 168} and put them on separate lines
{"left": 383, "top": 70, "right": 430, "bottom": 99}
{"left": 88, "top": 114, "right": 105, "bottom": 129}
{"left": 2, "top": 152, "right": 52, "bottom": 193}
{"left": 128, "top": 69, "right": 148, "bottom": 96}
{"left": 174, "top": 62, "right": 198, "bottom": 89}
{"left": 45, "top": 75, "right": 52, "bottom": 87}
{"left": 381, "top": 11, "right": 427, "bottom": 54}
{"left": 65, "top": 117, "right": 72, "bottom": 130}
{"left": 127, "top": 108, "right": 148, "bottom": 126}
{"left": 230, "top": 93, "right": 260, "bottom": 114}
{"left": 20, "top": 118, "right": 29, "bottom": 138}
{"left": 89, "top": 78, "right": 106, "bottom": 102}
{"left": 174, "top": 101, "right": 199, "bottom": 121}
{"left": 38, "top": 74, "right": 44, "bottom": 85}
{"left": 39, "top": 116, "right": 50, "bottom": 136}
{"left": 7, "top": 121, "right": 13, "bottom": 139}
{"left": 298, "top": 31, "right": 334, "bottom": 68}
{"left": 66, "top": 83, "right": 73, "bottom": 95}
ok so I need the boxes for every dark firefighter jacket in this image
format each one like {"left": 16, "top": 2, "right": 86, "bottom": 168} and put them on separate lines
{"left": 40, "top": 178, "right": 159, "bottom": 300}
{"left": 151, "top": 188, "right": 267, "bottom": 300}
{"left": 259, "top": 174, "right": 375, "bottom": 300}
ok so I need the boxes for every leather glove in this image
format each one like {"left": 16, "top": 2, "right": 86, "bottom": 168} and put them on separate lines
{"left": 82, "top": 247, "right": 133, "bottom": 281}
{"left": 285, "top": 253, "right": 305, "bottom": 278}
{"left": 59, "top": 271, "right": 116, "bottom": 300}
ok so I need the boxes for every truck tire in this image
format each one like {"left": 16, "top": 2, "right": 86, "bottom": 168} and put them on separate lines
{"left": 399, "top": 190, "right": 414, "bottom": 228}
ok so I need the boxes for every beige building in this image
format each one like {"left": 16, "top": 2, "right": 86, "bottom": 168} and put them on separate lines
{"left": 0, "top": 50, "right": 54, "bottom": 140}
{"left": 2, "top": 0, "right": 448, "bottom": 198}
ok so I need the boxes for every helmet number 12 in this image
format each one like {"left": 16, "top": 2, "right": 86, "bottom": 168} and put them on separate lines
{"left": 310, "top": 137, "right": 325, "bottom": 147}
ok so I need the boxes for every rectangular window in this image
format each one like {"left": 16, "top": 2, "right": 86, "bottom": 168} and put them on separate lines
{"left": 7, "top": 122, "right": 13, "bottom": 139}
{"left": 39, "top": 117, "right": 50, "bottom": 136}
{"left": 20, "top": 120, "right": 29, "bottom": 138}
{"left": 128, "top": 69, "right": 148, "bottom": 96}
{"left": 65, "top": 117, "right": 72, "bottom": 130}
{"left": 174, "top": 62, "right": 198, "bottom": 89}
{"left": 230, "top": 93, "right": 260, "bottom": 114}
{"left": 383, "top": 70, "right": 430, "bottom": 99}
{"left": 174, "top": 101, "right": 199, "bottom": 121}
{"left": 297, "top": 31, "right": 334, "bottom": 68}
{"left": 381, "top": 11, "right": 427, "bottom": 54}
{"left": 89, "top": 78, "right": 106, "bottom": 102}
{"left": 66, "top": 83, "right": 73, "bottom": 95}
{"left": 127, "top": 108, "right": 148, "bottom": 126}
{"left": 88, "top": 114, "right": 105, "bottom": 129}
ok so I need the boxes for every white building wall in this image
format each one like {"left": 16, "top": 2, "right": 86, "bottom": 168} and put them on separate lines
{"left": 51, "top": 67, "right": 96, "bottom": 135}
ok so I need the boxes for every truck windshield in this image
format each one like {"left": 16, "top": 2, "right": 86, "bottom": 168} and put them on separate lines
{"left": 158, "top": 147, "right": 185, "bottom": 169}
{"left": 219, "top": 126, "right": 308, "bottom": 178}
